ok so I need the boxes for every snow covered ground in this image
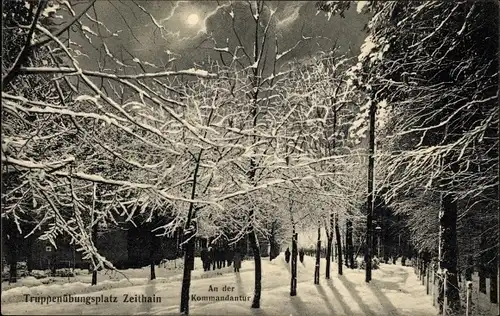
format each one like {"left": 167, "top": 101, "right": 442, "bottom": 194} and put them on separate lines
{"left": 1, "top": 258, "right": 208, "bottom": 304}
{"left": 2, "top": 254, "right": 437, "bottom": 315}
{"left": 468, "top": 273, "right": 499, "bottom": 316}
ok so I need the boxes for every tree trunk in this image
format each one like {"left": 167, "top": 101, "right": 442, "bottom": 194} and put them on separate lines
{"left": 333, "top": 236, "right": 336, "bottom": 262}
{"left": 248, "top": 228, "right": 262, "bottom": 308}
{"left": 51, "top": 249, "right": 57, "bottom": 276}
{"left": 91, "top": 222, "right": 98, "bottom": 285}
{"left": 269, "top": 222, "right": 276, "bottom": 261}
{"left": 365, "top": 206, "right": 373, "bottom": 280}
{"left": 325, "top": 235, "right": 332, "bottom": 279}
{"left": 335, "top": 214, "right": 343, "bottom": 275}
{"left": 290, "top": 232, "right": 298, "bottom": 296}
{"left": 150, "top": 225, "right": 157, "bottom": 280}
{"left": 150, "top": 263, "right": 156, "bottom": 281}
{"left": 179, "top": 146, "right": 202, "bottom": 315}
{"left": 344, "top": 222, "right": 349, "bottom": 267}
{"left": 465, "top": 255, "right": 473, "bottom": 281}
{"left": 490, "top": 262, "right": 498, "bottom": 304}
{"left": 180, "top": 235, "right": 195, "bottom": 314}
{"left": 5, "top": 219, "right": 19, "bottom": 284}
{"left": 189, "top": 237, "right": 196, "bottom": 271}
{"left": 175, "top": 228, "right": 182, "bottom": 257}
{"left": 381, "top": 235, "right": 387, "bottom": 264}
{"left": 26, "top": 237, "right": 33, "bottom": 273}
{"left": 331, "top": 212, "right": 335, "bottom": 256}
{"left": 497, "top": 15, "right": 500, "bottom": 314}
{"left": 422, "top": 252, "right": 429, "bottom": 281}
{"left": 438, "top": 192, "right": 460, "bottom": 313}
{"left": 437, "top": 269, "right": 444, "bottom": 314}
{"left": 8, "top": 246, "right": 18, "bottom": 284}
{"left": 479, "top": 233, "right": 487, "bottom": 294}
{"left": 326, "top": 212, "right": 334, "bottom": 278}
{"left": 344, "top": 232, "right": 348, "bottom": 267}
{"left": 418, "top": 255, "right": 421, "bottom": 277}
{"left": 346, "top": 220, "right": 354, "bottom": 269}
{"left": 365, "top": 94, "right": 376, "bottom": 283}
{"left": 91, "top": 270, "right": 97, "bottom": 286}
{"left": 314, "top": 226, "right": 321, "bottom": 284}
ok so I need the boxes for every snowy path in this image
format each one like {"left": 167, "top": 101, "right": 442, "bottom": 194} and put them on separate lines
{"left": 1, "top": 255, "right": 437, "bottom": 315}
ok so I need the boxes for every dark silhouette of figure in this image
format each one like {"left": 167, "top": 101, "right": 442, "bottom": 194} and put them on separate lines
{"left": 215, "top": 248, "right": 223, "bottom": 269}
{"left": 221, "top": 248, "right": 226, "bottom": 268}
{"left": 201, "top": 247, "right": 210, "bottom": 271}
{"left": 285, "top": 247, "right": 291, "bottom": 263}
{"left": 233, "top": 251, "right": 242, "bottom": 272}
{"left": 299, "top": 249, "right": 305, "bottom": 263}
{"left": 226, "top": 248, "right": 234, "bottom": 267}
{"left": 208, "top": 247, "right": 216, "bottom": 270}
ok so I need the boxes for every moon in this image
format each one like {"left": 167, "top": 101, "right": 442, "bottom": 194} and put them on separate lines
{"left": 186, "top": 13, "right": 199, "bottom": 26}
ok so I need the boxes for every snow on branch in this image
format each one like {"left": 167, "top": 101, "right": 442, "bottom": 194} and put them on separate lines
{"left": 18, "top": 66, "right": 218, "bottom": 79}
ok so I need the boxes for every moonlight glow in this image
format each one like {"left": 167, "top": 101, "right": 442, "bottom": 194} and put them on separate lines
{"left": 186, "top": 13, "right": 199, "bottom": 26}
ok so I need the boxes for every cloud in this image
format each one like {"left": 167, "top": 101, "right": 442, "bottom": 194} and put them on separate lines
{"left": 197, "top": 1, "right": 232, "bottom": 35}
{"left": 117, "top": 0, "right": 368, "bottom": 70}
{"left": 139, "top": 1, "right": 233, "bottom": 49}
{"left": 276, "top": 2, "right": 305, "bottom": 30}
{"left": 159, "top": 1, "right": 181, "bottom": 24}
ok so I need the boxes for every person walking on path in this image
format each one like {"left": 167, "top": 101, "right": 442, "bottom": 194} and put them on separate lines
{"left": 285, "top": 247, "right": 291, "bottom": 263}
{"left": 220, "top": 248, "right": 227, "bottom": 268}
{"left": 208, "top": 247, "right": 216, "bottom": 270}
{"left": 226, "top": 248, "right": 234, "bottom": 267}
{"left": 201, "top": 247, "right": 210, "bottom": 271}
{"left": 299, "top": 248, "right": 305, "bottom": 263}
{"left": 233, "top": 251, "right": 242, "bottom": 273}
{"left": 216, "top": 248, "right": 223, "bottom": 269}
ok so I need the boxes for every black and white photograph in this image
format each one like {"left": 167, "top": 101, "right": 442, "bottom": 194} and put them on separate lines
{"left": 1, "top": 0, "right": 499, "bottom": 315}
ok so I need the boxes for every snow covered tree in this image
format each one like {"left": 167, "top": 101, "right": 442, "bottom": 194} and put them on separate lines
{"left": 205, "top": 1, "right": 322, "bottom": 307}
{"left": 1, "top": 0, "right": 220, "bottom": 284}
{"left": 319, "top": 0, "right": 499, "bottom": 312}
{"left": 2, "top": 0, "right": 71, "bottom": 283}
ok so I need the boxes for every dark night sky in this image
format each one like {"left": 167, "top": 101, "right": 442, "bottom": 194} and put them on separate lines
{"left": 72, "top": 1, "right": 369, "bottom": 72}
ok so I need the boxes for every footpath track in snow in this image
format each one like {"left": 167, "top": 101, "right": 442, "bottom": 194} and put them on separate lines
{"left": 1, "top": 255, "right": 436, "bottom": 315}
